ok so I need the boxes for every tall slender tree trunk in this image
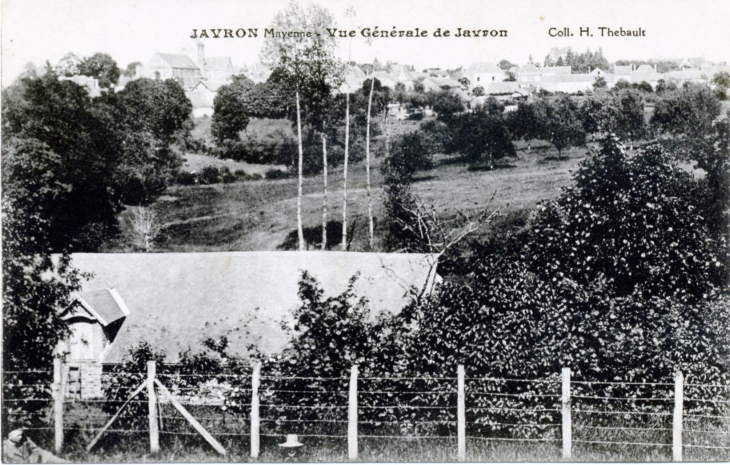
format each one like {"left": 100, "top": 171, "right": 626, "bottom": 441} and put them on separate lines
{"left": 342, "top": 92, "right": 350, "bottom": 251}
{"left": 366, "top": 77, "right": 375, "bottom": 250}
{"left": 296, "top": 89, "right": 304, "bottom": 251}
{"left": 321, "top": 131, "right": 328, "bottom": 250}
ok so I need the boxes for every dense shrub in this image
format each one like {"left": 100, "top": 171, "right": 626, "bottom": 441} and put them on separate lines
{"left": 175, "top": 170, "right": 197, "bottom": 185}
{"left": 198, "top": 165, "right": 222, "bottom": 185}
{"left": 265, "top": 168, "right": 290, "bottom": 180}
{"left": 383, "top": 136, "right": 729, "bottom": 416}
{"left": 382, "top": 132, "right": 434, "bottom": 182}
{"left": 381, "top": 132, "right": 435, "bottom": 253}
{"left": 219, "top": 166, "right": 236, "bottom": 184}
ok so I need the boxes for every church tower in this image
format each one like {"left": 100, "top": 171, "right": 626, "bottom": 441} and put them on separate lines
{"left": 196, "top": 40, "right": 206, "bottom": 71}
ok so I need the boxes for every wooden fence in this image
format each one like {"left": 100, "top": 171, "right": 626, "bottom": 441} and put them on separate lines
{"left": 4, "top": 359, "right": 729, "bottom": 461}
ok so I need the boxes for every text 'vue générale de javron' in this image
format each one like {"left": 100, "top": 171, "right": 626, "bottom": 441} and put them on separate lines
{"left": 190, "top": 27, "right": 509, "bottom": 39}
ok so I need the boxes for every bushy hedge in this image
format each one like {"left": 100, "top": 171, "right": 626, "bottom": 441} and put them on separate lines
{"left": 175, "top": 166, "right": 242, "bottom": 186}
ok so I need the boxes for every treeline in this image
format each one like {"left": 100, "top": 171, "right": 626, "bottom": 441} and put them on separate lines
{"left": 210, "top": 74, "right": 394, "bottom": 174}
{"left": 544, "top": 48, "right": 610, "bottom": 72}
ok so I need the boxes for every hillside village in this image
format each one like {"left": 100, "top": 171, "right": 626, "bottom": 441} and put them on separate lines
{"left": 41, "top": 44, "right": 730, "bottom": 119}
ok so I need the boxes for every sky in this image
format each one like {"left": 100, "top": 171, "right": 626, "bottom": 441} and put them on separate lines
{"left": 2, "top": 0, "right": 730, "bottom": 84}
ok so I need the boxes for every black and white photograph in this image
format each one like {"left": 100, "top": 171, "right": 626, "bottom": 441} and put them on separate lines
{"left": 2, "top": 0, "right": 729, "bottom": 462}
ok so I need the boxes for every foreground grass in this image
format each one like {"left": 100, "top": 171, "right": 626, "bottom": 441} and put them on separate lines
{"left": 51, "top": 403, "right": 730, "bottom": 462}
{"left": 51, "top": 431, "right": 729, "bottom": 462}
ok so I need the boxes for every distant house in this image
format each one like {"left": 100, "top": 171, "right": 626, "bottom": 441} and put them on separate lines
{"left": 517, "top": 64, "right": 542, "bottom": 84}
{"left": 57, "top": 252, "right": 440, "bottom": 399}
{"left": 205, "top": 57, "right": 236, "bottom": 82}
{"left": 486, "top": 81, "right": 528, "bottom": 101}
{"left": 186, "top": 80, "right": 225, "bottom": 118}
{"left": 241, "top": 62, "right": 272, "bottom": 84}
{"left": 541, "top": 66, "right": 572, "bottom": 76}
{"left": 422, "top": 77, "right": 464, "bottom": 93}
{"left": 613, "top": 65, "right": 632, "bottom": 77}
{"left": 464, "top": 63, "right": 505, "bottom": 89}
{"left": 147, "top": 53, "right": 203, "bottom": 88}
{"left": 372, "top": 71, "right": 397, "bottom": 89}
{"left": 59, "top": 75, "right": 102, "bottom": 98}
{"left": 539, "top": 74, "right": 597, "bottom": 93}
{"left": 666, "top": 69, "right": 706, "bottom": 85}
{"left": 391, "top": 69, "right": 416, "bottom": 90}
{"left": 424, "top": 68, "right": 449, "bottom": 78}
{"left": 630, "top": 65, "right": 662, "bottom": 89}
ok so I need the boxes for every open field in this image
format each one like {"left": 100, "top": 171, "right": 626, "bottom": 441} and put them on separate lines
{"left": 129, "top": 130, "right": 589, "bottom": 253}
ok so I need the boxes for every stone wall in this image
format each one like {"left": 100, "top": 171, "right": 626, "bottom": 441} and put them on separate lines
{"left": 62, "top": 361, "right": 103, "bottom": 399}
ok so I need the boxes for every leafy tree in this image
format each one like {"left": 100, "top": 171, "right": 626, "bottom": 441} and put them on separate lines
{"left": 655, "top": 79, "right": 678, "bottom": 95}
{"left": 211, "top": 75, "right": 256, "bottom": 143}
{"left": 280, "top": 272, "right": 377, "bottom": 377}
{"left": 55, "top": 53, "right": 82, "bottom": 76}
{"left": 612, "top": 89, "right": 647, "bottom": 145}
{"left": 124, "top": 62, "right": 141, "bottom": 78}
{"left": 430, "top": 90, "right": 464, "bottom": 122}
{"left": 527, "top": 137, "right": 724, "bottom": 298}
{"left": 498, "top": 59, "right": 514, "bottom": 70}
{"left": 458, "top": 77, "right": 470, "bottom": 88}
{"left": 472, "top": 85, "right": 485, "bottom": 96}
{"left": 507, "top": 100, "right": 546, "bottom": 150}
{"left": 592, "top": 74, "right": 607, "bottom": 90}
{"left": 712, "top": 71, "right": 730, "bottom": 88}
{"left": 651, "top": 84, "right": 722, "bottom": 139}
{"left": 78, "top": 52, "right": 121, "bottom": 88}
{"left": 382, "top": 132, "right": 435, "bottom": 252}
{"left": 634, "top": 81, "right": 653, "bottom": 93}
{"left": 1, "top": 137, "right": 82, "bottom": 369}
{"left": 542, "top": 95, "right": 586, "bottom": 159}
{"left": 2, "top": 72, "right": 124, "bottom": 249}
{"left": 651, "top": 85, "right": 729, "bottom": 267}
{"left": 448, "top": 100, "right": 516, "bottom": 166}
{"left": 111, "top": 78, "right": 193, "bottom": 204}
{"left": 613, "top": 79, "right": 632, "bottom": 91}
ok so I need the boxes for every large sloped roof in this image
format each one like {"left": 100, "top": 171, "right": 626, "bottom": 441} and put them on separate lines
{"left": 206, "top": 57, "right": 233, "bottom": 71}
{"left": 519, "top": 64, "right": 540, "bottom": 74}
{"left": 466, "top": 63, "right": 502, "bottom": 74}
{"left": 487, "top": 81, "right": 521, "bottom": 94}
{"left": 69, "top": 252, "right": 438, "bottom": 363}
{"left": 76, "top": 289, "right": 130, "bottom": 326}
{"left": 542, "top": 66, "right": 572, "bottom": 75}
{"left": 155, "top": 53, "right": 201, "bottom": 70}
{"left": 540, "top": 74, "right": 595, "bottom": 83}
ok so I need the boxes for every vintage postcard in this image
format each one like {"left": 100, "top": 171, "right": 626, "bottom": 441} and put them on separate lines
{"left": 2, "top": 0, "right": 729, "bottom": 462}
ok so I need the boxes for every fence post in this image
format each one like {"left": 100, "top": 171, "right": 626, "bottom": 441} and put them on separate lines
{"left": 457, "top": 365, "right": 465, "bottom": 461}
{"left": 561, "top": 367, "right": 571, "bottom": 460}
{"left": 52, "top": 357, "right": 64, "bottom": 454}
{"left": 251, "top": 362, "right": 261, "bottom": 459}
{"left": 147, "top": 361, "right": 159, "bottom": 454}
{"left": 348, "top": 365, "right": 358, "bottom": 461}
{"left": 673, "top": 370, "right": 683, "bottom": 462}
